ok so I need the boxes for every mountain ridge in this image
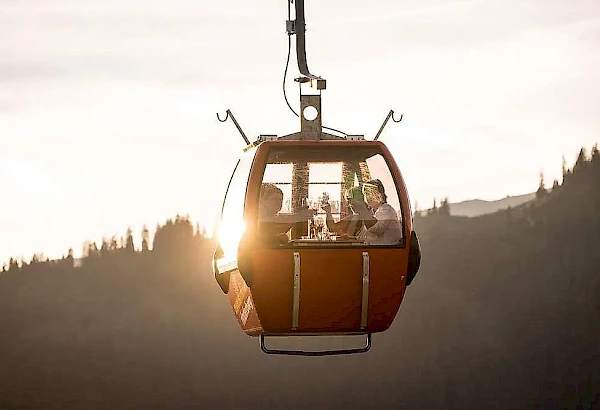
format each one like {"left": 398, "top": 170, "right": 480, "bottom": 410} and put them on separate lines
{"left": 448, "top": 192, "right": 536, "bottom": 217}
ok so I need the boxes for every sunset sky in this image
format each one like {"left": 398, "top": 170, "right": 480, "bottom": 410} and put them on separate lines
{"left": 1, "top": 0, "right": 599, "bottom": 263}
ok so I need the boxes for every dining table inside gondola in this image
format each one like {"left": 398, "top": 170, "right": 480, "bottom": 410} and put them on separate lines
{"left": 289, "top": 238, "right": 366, "bottom": 246}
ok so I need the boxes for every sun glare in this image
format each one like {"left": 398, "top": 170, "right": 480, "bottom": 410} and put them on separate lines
{"left": 216, "top": 217, "right": 246, "bottom": 269}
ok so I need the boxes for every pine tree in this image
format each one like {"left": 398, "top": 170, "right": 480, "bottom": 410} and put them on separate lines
{"left": 562, "top": 155, "right": 570, "bottom": 184}
{"left": 31, "top": 253, "right": 46, "bottom": 264}
{"left": 125, "top": 227, "right": 135, "bottom": 252}
{"left": 431, "top": 198, "right": 438, "bottom": 215}
{"left": 109, "top": 236, "right": 119, "bottom": 253}
{"left": 141, "top": 225, "right": 150, "bottom": 252}
{"left": 591, "top": 143, "right": 599, "bottom": 162}
{"left": 439, "top": 197, "right": 450, "bottom": 216}
{"left": 8, "top": 257, "right": 18, "bottom": 272}
{"left": 413, "top": 200, "right": 422, "bottom": 219}
{"left": 574, "top": 147, "right": 587, "bottom": 172}
{"left": 536, "top": 170, "right": 548, "bottom": 199}
{"left": 89, "top": 242, "right": 99, "bottom": 258}
{"left": 100, "top": 238, "right": 110, "bottom": 256}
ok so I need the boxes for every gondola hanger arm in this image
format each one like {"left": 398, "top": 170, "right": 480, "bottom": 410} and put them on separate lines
{"left": 286, "top": 0, "right": 326, "bottom": 89}
{"left": 391, "top": 111, "right": 403, "bottom": 123}
{"left": 374, "top": 109, "right": 403, "bottom": 141}
{"left": 217, "top": 110, "right": 230, "bottom": 122}
{"left": 216, "top": 109, "right": 251, "bottom": 145}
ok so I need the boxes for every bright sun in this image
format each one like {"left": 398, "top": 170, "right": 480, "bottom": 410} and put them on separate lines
{"left": 215, "top": 216, "right": 246, "bottom": 271}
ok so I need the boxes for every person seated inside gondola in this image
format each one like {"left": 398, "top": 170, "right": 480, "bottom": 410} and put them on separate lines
{"left": 321, "top": 186, "right": 373, "bottom": 238}
{"left": 360, "top": 179, "right": 402, "bottom": 245}
{"left": 258, "top": 183, "right": 316, "bottom": 245}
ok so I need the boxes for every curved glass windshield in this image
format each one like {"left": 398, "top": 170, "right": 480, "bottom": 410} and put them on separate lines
{"left": 215, "top": 150, "right": 255, "bottom": 272}
{"left": 256, "top": 145, "right": 405, "bottom": 248}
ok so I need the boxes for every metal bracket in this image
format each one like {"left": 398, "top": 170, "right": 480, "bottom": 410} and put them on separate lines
{"left": 346, "top": 135, "right": 365, "bottom": 141}
{"left": 216, "top": 109, "right": 250, "bottom": 145}
{"left": 374, "top": 110, "right": 404, "bottom": 141}
{"left": 292, "top": 252, "right": 301, "bottom": 330}
{"left": 360, "top": 252, "right": 370, "bottom": 330}
{"left": 259, "top": 134, "right": 278, "bottom": 141}
{"left": 287, "top": 0, "right": 325, "bottom": 88}
{"left": 299, "top": 94, "right": 322, "bottom": 139}
{"left": 260, "top": 333, "right": 372, "bottom": 356}
{"left": 286, "top": 19, "right": 296, "bottom": 35}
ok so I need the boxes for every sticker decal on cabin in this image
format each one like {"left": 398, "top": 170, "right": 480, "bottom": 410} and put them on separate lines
{"left": 240, "top": 295, "right": 254, "bottom": 326}
{"left": 233, "top": 280, "right": 247, "bottom": 315}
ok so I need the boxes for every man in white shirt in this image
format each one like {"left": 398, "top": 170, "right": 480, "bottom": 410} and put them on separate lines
{"left": 358, "top": 179, "right": 403, "bottom": 245}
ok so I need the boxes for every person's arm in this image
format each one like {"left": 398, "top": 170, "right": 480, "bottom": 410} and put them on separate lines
{"left": 262, "top": 207, "right": 316, "bottom": 224}
{"left": 355, "top": 204, "right": 377, "bottom": 229}
{"left": 365, "top": 206, "right": 397, "bottom": 236}
{"left": 365, "top": 218, "right": 390, "bottom": 236}
{"left": 324, "top": 206, "right": 338, "bottom": 232}
{"left": 322, "top": 204, "right": 354, "bottom": 234}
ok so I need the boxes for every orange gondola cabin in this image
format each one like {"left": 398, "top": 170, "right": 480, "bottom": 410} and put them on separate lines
{"left": 212, "top": 0, "right": 421, "bottom": 355}
{"left": 213, "top": 97, "right": 421, "bottom": 356}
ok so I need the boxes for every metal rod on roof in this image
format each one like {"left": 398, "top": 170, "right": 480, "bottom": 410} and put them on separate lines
{"left": 374, "top": 110, "right": 403, "bottom": 141}
{"left": 217, "top": 109, "right": 251, "bottom": 145}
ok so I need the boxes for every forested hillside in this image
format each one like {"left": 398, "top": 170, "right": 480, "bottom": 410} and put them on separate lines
{"left": 1, "top": 145, "right": 599, "bottom": 410}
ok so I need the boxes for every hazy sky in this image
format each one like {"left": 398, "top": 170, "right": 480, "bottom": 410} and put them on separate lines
{"left": 1, "top": 0, "right": 599, "bottom": 263}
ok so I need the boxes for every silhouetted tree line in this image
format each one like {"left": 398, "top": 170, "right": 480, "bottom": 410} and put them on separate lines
{"left": 0, "top": 145, "right": 599, "bottom": 410}
{"left": 414, "top": 197, "right": 451, "bottom": 218}
{"left": 1, "top": 215, "right": 212, "bottom": 274}
{"left": 415, "top": 143, "right": 600, "bottom": 222}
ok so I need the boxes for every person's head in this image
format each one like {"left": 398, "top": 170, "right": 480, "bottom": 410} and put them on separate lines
{"left": 259, "top": 183, "right": 284, "bottom": 215}
{"left": 362, "top": 179, "right": 387, "bottom": 209}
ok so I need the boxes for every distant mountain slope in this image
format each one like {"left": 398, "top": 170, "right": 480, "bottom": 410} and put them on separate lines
{"left": 449, "top": 192, "right": 535, "bottom": 217}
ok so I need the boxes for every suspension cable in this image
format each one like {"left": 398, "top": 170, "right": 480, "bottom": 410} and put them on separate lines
{"left": 282, "top": 0, "right": 349, "bottom": 137}
{"left": 283, "top": 33, "right": 299, "bottom": 117}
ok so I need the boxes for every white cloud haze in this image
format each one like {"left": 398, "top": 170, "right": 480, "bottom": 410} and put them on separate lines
{"left": 1, "top": 0, "right": 599, "bottom": 262}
